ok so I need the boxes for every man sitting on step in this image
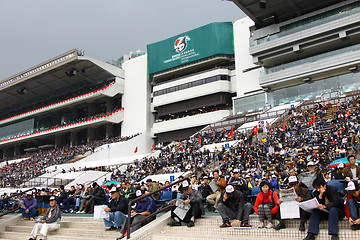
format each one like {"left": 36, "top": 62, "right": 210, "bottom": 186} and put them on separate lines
{"left": 303, "top": 176, "right": 345, "bottom": 240}
{"left": 29, "top": 196, "right": 61, "bottom": 240}
{"left": 103, "top": 186, "right": 128, "bottom": 231}
{"left": 20, "top": 191, "right": 38, "bottom": 221}
{"left": 217, "top": 185, "right": 253, "bottom": 228}
{"left": 167, "top": 180, "right": 204, "bottom": 227}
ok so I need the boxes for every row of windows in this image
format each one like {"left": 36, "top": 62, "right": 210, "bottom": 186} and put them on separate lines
{"left": 153, "top": 75, "right": 230, "bottom": 97}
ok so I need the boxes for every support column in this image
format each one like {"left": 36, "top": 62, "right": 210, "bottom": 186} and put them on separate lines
{"left": 55, "top": 135, "right": 63, "bottom": 148}
{"left": 106, "top": 98, "right": 114, "bottom": 112}
{"left": 87, "top": 128, "right": 95, "bottom": 143}
{"left": 14, "top": 145, "right": 21, "bottom": 156}
{"left": 88, "top": 104, "right": 95, "bottom": 117}
{"left": 70, "top": 132, "right": 77, "bottom": 147}
{"left": 106, "top": 124, "right": 113, "bottom": 139}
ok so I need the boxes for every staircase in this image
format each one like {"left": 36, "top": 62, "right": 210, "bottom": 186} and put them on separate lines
{"left": 153, "top": 215, "right": 360, "bottom": 240}
{"left": 0, "top": 216, "right": 120, "bottom": 240}
{"left": 1, "top": 213, "right": 359, "bottom": 240}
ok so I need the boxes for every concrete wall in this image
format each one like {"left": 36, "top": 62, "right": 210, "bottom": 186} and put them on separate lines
{"left": 233, "top": 17, "right": 262, "bottom": 97}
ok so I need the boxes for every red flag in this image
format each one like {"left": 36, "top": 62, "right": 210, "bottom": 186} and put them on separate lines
{"left": 228, "top": 129, "right": 234, "bottom": 138}
{"left": 282, "top": 121, "right": 286, "bottom": 131}
{"left": 309, "top": 115, "right": 315, "bottom": 125}
{"left": 151, "top": 144, "right": 154, "bottom": 151}
{"left": 34, "top": 162, "right": 36, "bottom": 167}
{"left": 222, "top": 128, "right": 226, "bottom": 132}
{"left": 198, "top": 135, "right": 201, "bottom": 144}
{"left": 252, "top": 125, "right": 258, "bottom": 134}
{"left": 134, "top": 146, "right": 138, "bottom": 153}
{"left": 346, "top": 110, "right": 350, "bottom": 116}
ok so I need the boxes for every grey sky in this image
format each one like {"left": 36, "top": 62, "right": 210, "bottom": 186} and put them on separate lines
{"left": 0, "top": 0, "right": 245, "bottom": 81}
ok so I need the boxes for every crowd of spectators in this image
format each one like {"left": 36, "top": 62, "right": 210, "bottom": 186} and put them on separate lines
{"left": 1, "top": 94, "right": 360, "bottom": 239}
{"left": 0, "top": 133, "right": 140, "bottom": 188}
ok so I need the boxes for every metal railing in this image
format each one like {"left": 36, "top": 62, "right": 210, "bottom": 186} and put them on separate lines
{"left": 20, "top": 177, "right": 72, "bottom": 188}
{"left": 126, "top": 177, "right": 189, "bottom": 239}
{"left": 0, "top": 188, "right": 36, "bottom": 218}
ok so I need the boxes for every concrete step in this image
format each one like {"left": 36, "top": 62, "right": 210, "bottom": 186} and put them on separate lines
{"left": 5, "top": 226, "right": 120, "bottom": 238}
{"left": 17, "top": 220, "right": 105, "bottom": 229}
{"left": 152, "top": 233, "right": 290, "bottom": 240}
{"left": 0, "top": 232, "right": 110, "bottom": 240}
{"left": 195, "top": 216, "right": 352, "bottom": 230}
{"left": 60, "top": 216, "right": 103, "bottom": 223}
{"left": 159, "top": 225, "right": 360, "bottom": 240}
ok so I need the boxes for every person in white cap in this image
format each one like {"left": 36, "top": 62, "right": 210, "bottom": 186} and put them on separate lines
{"left": 103, "top": 187, "right": 128, "bottom": 231}
{"left": 167, "top": 180, "right": 204, "bottom": 227}
{"left": 344, "top": 181, "right": 360, "bottom": 231}
{"left": 29, "top": 196, "right": 61, "bottom": 240}
{"left": 217, "top": 185, "right": 253, "bottom": 228}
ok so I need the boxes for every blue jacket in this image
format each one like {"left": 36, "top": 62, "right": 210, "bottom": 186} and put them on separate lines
{"left": 23, "top": 197, "right": 37, "bottom": 211}
{"left": 134, "top": 196, "right": 156, "bottom": 214}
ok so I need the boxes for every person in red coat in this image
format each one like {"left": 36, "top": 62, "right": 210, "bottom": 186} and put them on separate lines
{"left": 254, "top": 181, "right": 281, "bottom": 228}
{"left": 344, "top": 181, "right": 360, "bottom": 231}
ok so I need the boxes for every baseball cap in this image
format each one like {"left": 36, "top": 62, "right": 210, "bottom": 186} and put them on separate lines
{"left": 26, "top": 191, "right": 33, "bottom": 196}
{"left": 49, "top": 196, "right": 56, "bottom": 201}
{"left": 136, "top": 190, "right": 143, "bottom": 197}
{"left": 307, "top": 161, "right": 316, "bottom": 166}
{"left": 232, "top": 169, "right": 240, "bottom": 174}
{"left": 345, "top": 181, "right": 360, "bottom": 194}
{"left": 182, "top": 180, "right": 190, "bottom": 189}
{"left": 109, "top": 187, "right": 118, "bottom": 193}
{"left": 337, "top": 163, "right": 345, "bottom": 169}
{"left": 225, "top": 185, "right": 235, "bottom": 196}
{"left": 288, "top": 176, "right": 298, "bottom": 185}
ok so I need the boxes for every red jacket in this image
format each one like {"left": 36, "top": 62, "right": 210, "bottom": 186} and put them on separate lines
{"left": 345, "top": 194, "right": 360, "bottom": 219}
{"left": 254, "top": 190, "right": 279, "bottom": 215}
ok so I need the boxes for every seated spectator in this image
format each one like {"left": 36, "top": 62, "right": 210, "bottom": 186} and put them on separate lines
{"left": 344, "top": 181, "right": 360, "bottom": 231}
{"left": 217, "top": 185, "right": 253, "bottom": 228}
{"left": 343, "top": 155, "right": 360, "bottom": 181}
{"left": 77, "top": 185, "right": 93, "bottom": 213}
{"left": 167, "top": 180, "right": 204, "bottom": 227}
{"left": 63, "top": 185, "right": 76, "bottom": 213}
{"left": 303, "top": 176, "right": 345, "bottom": 240}
{"left": 29, "top": 196, "right": 61, "bottom": 240}
{"left": 85, "top": 182, "right": 106, "bottom": 213}
{"left": 206, "top": 170, "right": 226, "bottom": 211}
{"left": 254, "top": 181, "right": 280, "bottom": 228}
{"left": 332, "top": 163, "right": 345, "bottom": 180}
{"left": 123, "top": 182, "right": 136, "bottom": 201}
{"left": 146, "top": 179, "right": 160, "bottom": 200}
{"left": 20, "top": 191, "right": 37, "bottom": 220}
{"left": 55, "top": 185, "right": 68, "bottom": 205}
{"left": 280, "top": 176, "right": 312, "bottom": 231}
{"left": 117, "top": 189, "right": 156, "bottom": 239}
{"left": 103, "top": 187, "right": 128, "bottom": 231}
{"left": 74, "top": 184, "right": 85, "bottom": 212}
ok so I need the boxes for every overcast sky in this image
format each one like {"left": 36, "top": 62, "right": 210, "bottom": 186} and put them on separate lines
{"left": 0, "top": 0, "right": 245, "bottom": 81}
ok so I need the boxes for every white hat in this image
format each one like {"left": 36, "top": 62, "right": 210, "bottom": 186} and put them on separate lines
{"left": 49, "top": 196, "right": 56, "bottom": 201}
{"left": 136, "top": 190, "right": 142, "bottom": 197}
{"left": 288, "top": 176, "right": 298, "bottom": 184}
{"left": 225, "top": 185, "right": 235, "bottom": 194}
{"left": 337, "top": 163, "right": 345, "bottom": 169}
{"left": 307, "top": 161, "right": 316, "bottom": 166}
{"left": 109, "top": 187, "right": 118, "bottom": 193}
{"left": 182, "top": 180, "right": 190, "bottom": 189}
{"left": 345, "top": 181, "right": 359, "bottom": 193}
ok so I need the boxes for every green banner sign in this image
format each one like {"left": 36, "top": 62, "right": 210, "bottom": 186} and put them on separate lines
{"left": 147, "top": 22, "right": 234, "bottom": 75}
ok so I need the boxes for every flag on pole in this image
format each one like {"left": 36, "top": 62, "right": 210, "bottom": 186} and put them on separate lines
{"left": 151, "top": 144, "right": 154, "bottom": 151}
{"left": 252, "top": 125, "right": 258, "bottom": 135}
{"left": 228, "top": 129, "right": 234, "bottom": 138}
{"left": 198, "top": 135, "right": 201, "bottom": 145}
{"left": 134, "top": 146, "right": 138, "bottom": 153}
{"left": 282, "top": 121, "right": 286, "bottom": 131}
{"left": 179, "top": 139, "right": 181, "bottom": 147}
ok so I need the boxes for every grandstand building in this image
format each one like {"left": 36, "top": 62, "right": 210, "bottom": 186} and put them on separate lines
{"left": 230, "top": 0, "right": 360, "bottom": 115}
{"left": 0, "top": 49, "right": 126, "bottom": 158}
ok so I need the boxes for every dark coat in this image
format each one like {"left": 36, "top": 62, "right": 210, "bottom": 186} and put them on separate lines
{"left": 313, "top": 185, "right": 344, "bottom": 211}
{"left": 107, "top": 194, "right": 128, "bottom": 214}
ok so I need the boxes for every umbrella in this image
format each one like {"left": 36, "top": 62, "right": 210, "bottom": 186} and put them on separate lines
{"left": 102, "top": 181, "right": 121, "bottom": 188}
{"left": 328, "top": 157, "right": 360, "bottom": 168}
